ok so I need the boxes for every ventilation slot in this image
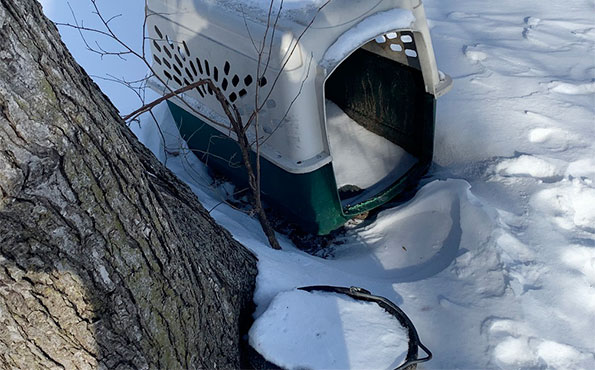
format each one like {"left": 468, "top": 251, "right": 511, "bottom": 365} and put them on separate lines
{"left": 196, "top": 58, "right": 204, "bottom": 74}
{"left": 185, "top": 67, "right": 193, "bottom": 80}
{"left": 183, "top": 41, "right": 191, "bottom": 57}
{"left": 154, "top": 25, "right": 163, "bottom": 39}
{"left": 204, "top": 60, "right": 210, "bottom": 76}
{"left": 174, "top": 54, "right": 183, "bottom": 67}
{"left": 173, "top": 64, "right": 182, "bottom": 77}
{"left": 153, "top": 40, "right": 162, "bottom": 52}
{"left": 189, "top": 60, "right": 198, "bottom": 76}
{"left": 164, "top": 47, "right": 172, "bottom": 59}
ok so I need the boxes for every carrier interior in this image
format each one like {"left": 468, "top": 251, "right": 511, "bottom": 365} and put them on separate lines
{"left": 325, "top": 32, "right": 429, "bottom": 207}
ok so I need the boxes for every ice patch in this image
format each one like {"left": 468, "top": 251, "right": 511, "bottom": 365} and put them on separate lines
{"left": 249, "top": 289, "right": 409, "bottom": 370}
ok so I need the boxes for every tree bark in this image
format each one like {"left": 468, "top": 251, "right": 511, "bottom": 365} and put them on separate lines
{"left": 0, "top": 1, "right": 257, "bottom": 369}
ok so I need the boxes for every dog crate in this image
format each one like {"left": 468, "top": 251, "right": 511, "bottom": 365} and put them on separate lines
{"left": 146, "top": 0, "right": 452, "bottom": 235}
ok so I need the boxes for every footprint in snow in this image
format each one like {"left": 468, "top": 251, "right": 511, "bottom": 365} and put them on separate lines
{"left": 547, "top": 80, "right": 595, "bottom": 95}
{"left": 485, "top": 318, "right": 595, "bottom": 369}
{"left": 524, "top": 111, "right": 586, "bottom": 152}
{"left": 493, "top": 154, "right": 565, "bottom": 182}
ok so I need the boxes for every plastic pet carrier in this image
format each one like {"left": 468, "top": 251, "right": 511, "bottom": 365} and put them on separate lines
{"left": 146, "top": 0, "right": 452, "bottom": 234}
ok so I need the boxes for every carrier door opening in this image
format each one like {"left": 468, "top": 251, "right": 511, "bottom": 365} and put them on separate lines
{"left": 325, "top": 34, "right": 431, "bottom": 208}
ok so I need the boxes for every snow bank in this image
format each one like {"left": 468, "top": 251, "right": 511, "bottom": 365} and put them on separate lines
{"left": 249, "top": 289, "right": 409, "bottom": 370}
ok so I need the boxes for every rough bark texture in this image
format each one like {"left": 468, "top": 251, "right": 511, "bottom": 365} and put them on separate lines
{"left": 0, "top": 1, "right": 258, "bottom": 369}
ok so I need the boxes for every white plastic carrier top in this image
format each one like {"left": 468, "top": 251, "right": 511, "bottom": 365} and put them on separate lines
{"left": 146, "top": 0, "right": 452, "bottom": 173}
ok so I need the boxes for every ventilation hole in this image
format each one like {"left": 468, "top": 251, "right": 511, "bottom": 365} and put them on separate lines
{"left": 222, "top": 78, "right": 228, "bottom": 91}
{"left": 153, "top": 55, "right": 162, "bottom": 65}
{"left": 405, "top": 49, "right": 418, "bottom": 57}
{"left": 163, "top": 58, "right": 172, "bottom": 69}
{"left": 196, "top": 87, "right": 205, "bottom": 98}
{"left": 189, "top": 60, "right": 198, "bottom": 76}
{"left": 386, "top": 32, "right": 398, "bottom": 39}
{"left": 196, "top": 58, "right": 204, "bottom": 74}
{"left": 174, "top": 54, "right": 183, "bottom": 67}
{"left": 229, "top": 92, "right": 237, "bottom": 102}
{"left": 401, "top": 35, "right": 413, "bottom": 43}
{"left": 204, "top": 60, "right": 210, "bottom": 76}
{"left": 375, "top": 35, "right": 386, "bottom": 43}
{"left": 244, "top": 75, "right": 253, "bottom": 86}
{"left": 176, "top": 46, "right": 185, "bottom": 62}
{"left": 390, "top": 44, "right": 403, "bottom": 52}
{"left": 201, "top": 85, "right": 208, "bottom": 95}
{"left": 163, "top": 47, "right": 172, "bottom": 59}
{"left": 163, "top": 70, "right": 173, "bottom": 80}
{"left": 207, "top": 84, "right": 213, "bottom": 95}
{"left": 183, "top": 78, "right": 191, "bottom": 86}
{"left": 154, "top": 25, "right": 163, "bottom": 39}
{"left": 239, "top": 89, "right": 247, "bottom": 97}
{"left": 259, "top": 76, "right": 268, "bottom": 87}
{"left": 153, "top": 40, "right": 162, "bottom": 52}
{"left": 232, "top": 75, "right": 239, "bottom": 86}
{"left": 213, "top": 67, "right": 219, "bottom": 82}
{"left": 173, "top": 65, "right": 182, "bottom": 76}
{"left": 183, "top": 41, "right": 191, "bottom": 57}
{"left": 185, "top": 68, "right": 193, "bottom": 80}
{"left": 224, "top": 61, "right": 230, "bottom": 75}
{"left": 173, "top": 76, "right": 182, "bottom": 85}
{"left": 165, "top": 35, "right": 174, "bottom": 48}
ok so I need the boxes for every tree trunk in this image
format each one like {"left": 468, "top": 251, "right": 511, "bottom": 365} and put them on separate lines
{"left": 0, "top": 1, "right": 257, "bottom": 369}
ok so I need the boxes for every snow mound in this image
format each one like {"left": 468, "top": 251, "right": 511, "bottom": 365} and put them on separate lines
{"left": 326, "top": 100, "right": 417, "bottom": 190}
{"left": 249, "top": 289, "right": 409, "bottom": 370}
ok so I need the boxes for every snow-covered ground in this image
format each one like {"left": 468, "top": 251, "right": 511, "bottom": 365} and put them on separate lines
{"left": 41, "top": 0, "right": 595, "bottom": 368}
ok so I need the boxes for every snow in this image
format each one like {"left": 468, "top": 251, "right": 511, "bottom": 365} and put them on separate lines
{"left": 42, "top": 0, "right": 595, "bottom": 369}
{"left": 322, "top": 8, "right": 414, "bottom": 70}
{"left": 325, "top": 100, "right": 417, "bottom": 190}
{"left": 248, "top": 289, "right": 409, "bottom": 369}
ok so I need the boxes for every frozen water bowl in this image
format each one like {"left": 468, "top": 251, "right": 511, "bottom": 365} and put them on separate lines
{"left": 246, "top": 286, "right": 432, "bottom": 370}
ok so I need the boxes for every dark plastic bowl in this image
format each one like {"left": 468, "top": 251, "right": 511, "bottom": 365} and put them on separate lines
{"left": 246, "top": 285, "right": 432, "bottom": 370}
